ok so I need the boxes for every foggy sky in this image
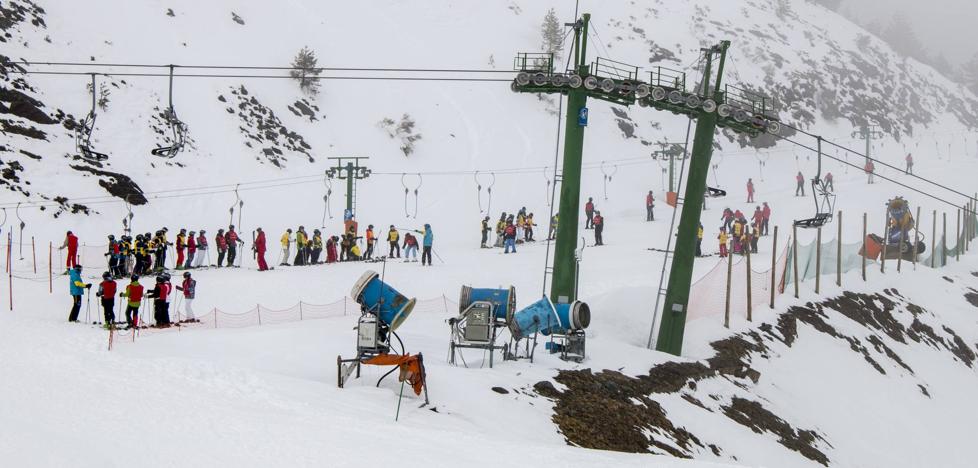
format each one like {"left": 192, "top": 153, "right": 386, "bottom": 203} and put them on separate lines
{"left": 838, "top": 0, "right": 976, "bottom": 66}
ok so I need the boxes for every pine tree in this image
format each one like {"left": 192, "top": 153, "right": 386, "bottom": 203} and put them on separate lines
{"left": 541, "top": 8, "right": 563, "bottom": 62}
{"left": 289, "top": 47, "right": 322, "bottom": 96}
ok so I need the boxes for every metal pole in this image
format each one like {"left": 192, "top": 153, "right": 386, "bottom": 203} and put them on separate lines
{"left": 549, "top": 13, "right": 590, "bottom": 305}
{"left": 48, "top": 241, "right": 52, "bottom": 294}
{"left": 656, "top": 41, "right": 729, "bottom": 356}
{"left": 815, "top": 226, "right": 822, "bottom": 295}
{"left": 345, "top": 162, "right": 354, "bottom": 214}
{"left": 770, "top": 226, "right": 778, "bottom": 310}
{"left": 31, "top": 236, "right": 36, "bottom": 274}
{"left": 792, "top": 224, "right": 799, "bottom": 299}
{"left": 724, "top": 248, "right": 732, "bottom": 329}
{"left": 931, "top": 210, "right": 937, "bottom": 268}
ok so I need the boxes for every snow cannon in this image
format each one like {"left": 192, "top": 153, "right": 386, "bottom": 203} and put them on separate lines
{"left": 350, "top": 271, "right": 416, "bottom": 332}
{"left": 509, "top": 297, "right": 590, "bottom": 340}
{"left": 458, "top": 285, "right": 516, "bottom": 322}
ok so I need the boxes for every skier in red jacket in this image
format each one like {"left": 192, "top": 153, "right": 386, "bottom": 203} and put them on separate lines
{"left": 761, "top": 202, "right": 771, "bottom": 236}
{"left": 254, "top": 227, "right": 269, "bottom": 271}
{"left": 746, "top": 178, "right": 755, "bottom": 203}
{"left": 584, "top": 197, "right": 595, "bottom": 229}
{"left": 752, "top": 206, "right": 764, "bottom": 234}
{"left": 215, "top": 229, "right": 228, "bottom": 267}
{"left": 795, "top": 171, "right": 805, "bottom": 196}
{"left": 326, "top": 236, "right": 339, "bottom": 263}
{"left": 59, "top": 231, "right": 79, "bottom": 271}
{"left": 645, "top": 191, "right": 655, "bottom": 222}
{"left": 96, "top": 272, "right": 118, "bottom": 327}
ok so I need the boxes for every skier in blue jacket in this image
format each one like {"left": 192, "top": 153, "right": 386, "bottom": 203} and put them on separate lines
{"left": 68, "top": 265, "right": 92, "bottom": 322}
{"left": 414, "top": 224, "right": 434, "bottom": 266}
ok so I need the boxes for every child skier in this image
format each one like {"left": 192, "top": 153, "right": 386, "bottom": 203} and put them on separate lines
{"left": 96, "top": 271, "right": 117, "bottom": 328}
{"left": 175, "top": 271, "right": 197, "bottom": 322}
{"left": 120, "top": 275, "right": 144, "bottom": 329}
{"left": 403, "top": 232, "right": 419, "bottom": 262}
{"left": 718, "top": 228, "right": 729, "bottom": 258}
{"left": 503, "top": 220, "right": 517, "bottom": 254}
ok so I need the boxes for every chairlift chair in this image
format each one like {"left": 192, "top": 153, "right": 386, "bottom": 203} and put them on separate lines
{"left": 75, "top": 74, "right": 109, "bottom": 162}
{"left": 794, "top": 137, "right": 836, "bottom": 228}
{"left": 151, "top": 65, "right": 188, "bottom": 159}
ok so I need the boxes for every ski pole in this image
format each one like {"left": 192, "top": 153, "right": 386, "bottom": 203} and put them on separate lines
{"left": 85, "top": 290, "right": 91, "bottom": 323}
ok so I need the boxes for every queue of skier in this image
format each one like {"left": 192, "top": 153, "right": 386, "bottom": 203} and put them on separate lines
{"left": 715, "top": 202, "right": 771, "bottom": 258}
{"left": 70, "top": 263, "right": 198, "bottom": 331}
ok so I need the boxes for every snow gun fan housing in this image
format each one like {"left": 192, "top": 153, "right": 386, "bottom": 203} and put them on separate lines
{"left": 458, "top": 285, "right": 517, "bottom": 323}
{"left": 350, "top": 271, "right": 416, "bottom": 331}
{"left": 509, "top": 297, "right": 590, "bottom": 341}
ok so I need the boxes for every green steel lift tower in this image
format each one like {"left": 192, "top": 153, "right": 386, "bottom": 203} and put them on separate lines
{"left": 511, "top": 13, "right": 781, "bottom": 355}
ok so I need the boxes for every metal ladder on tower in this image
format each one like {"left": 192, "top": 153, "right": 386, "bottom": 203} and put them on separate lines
{"left": 647, "top": 184, "right": 683, "bottom": 349}
{"left": 541, "top": 172, "right": 564, "bottom": 296}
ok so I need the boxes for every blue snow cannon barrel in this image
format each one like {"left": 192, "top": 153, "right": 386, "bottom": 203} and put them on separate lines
{"left": 509, "top": 297, "right": 591, "bottom": 340}
{"left": 350, "top": 271, "right": 416, "bottom": 331}
{"left": 555, "top": 301, "right": 591, "bottom": 332}
{"left": 458, "top": 285, "right": 516, "bottom": 322}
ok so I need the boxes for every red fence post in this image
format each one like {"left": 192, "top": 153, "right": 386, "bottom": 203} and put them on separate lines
{"left": 48, "top": 241, "right": 52, "bottom": 294}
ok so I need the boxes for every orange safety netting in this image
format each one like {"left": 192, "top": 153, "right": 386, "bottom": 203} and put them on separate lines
{"left": 363, "top": 354, "right": 426, "bottom": 396}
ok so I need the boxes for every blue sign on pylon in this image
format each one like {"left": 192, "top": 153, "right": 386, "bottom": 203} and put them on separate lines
{"left": 578, "top": 107, "right": 589, "bottom": 127}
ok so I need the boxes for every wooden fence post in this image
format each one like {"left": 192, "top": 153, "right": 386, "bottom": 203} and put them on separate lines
{"left": 815, "top": 227, "right": 822, "bottom": 294}
{"left": 836, "top": 211, "right": 842, "bottom": 287}
{"left": 745, "top": 242, "right": 753, "bottom": 322}
{"left": 770, "top": 226, "right": 778, "bottom": 310}
{"left": 724, "top": 248, "right": 733, "bottom": 329}
{"left": 792, "top": 224, "right": 799, "bottom": 299}
{"left": 48, "top": 241, "right": 52, "bottom": 294}
{"left": 880, "top": 214, "right": 888, "bottom": 274}
{"left": 861, "top": 213, "right": 867, "bottom": 281}
{"left": 931, "top": 210, "right": 937, "bottom": 268}
{"left": 942, "top": 212, "right": 947, "bottom": 267}
{"left": 257, "top": 304, "right": 262, "bottom": 326}
{"left": 913, "top": 207, "right": 921, "bottom": 270}
{"left": 299, "top": 301, "right": 304, "bottom": 320}
{"left": 952, "top": 208, "right": 961, "bottom": 264}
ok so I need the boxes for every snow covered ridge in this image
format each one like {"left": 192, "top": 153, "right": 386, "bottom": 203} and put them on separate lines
{"left": 1, "top": 0, "right": 977, "bottom": 217}
{"left": 533, "top": 267, "right": 978, "bottom": 467}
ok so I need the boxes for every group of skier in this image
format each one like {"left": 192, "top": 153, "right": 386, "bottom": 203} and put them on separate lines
{"left": 482, "top": 207, "right": 539, "bottom": 253}
{"left": 68, "top": 264, "right": 197, "bottom": 330}
{"left": 270, "top": 222, "right": 435, "bottom": 267}
{"left": 60, "top": 226, "right": 245, "bottom": 280}
{"left": 712, "top": 202, "right": 772, "bottom": 258}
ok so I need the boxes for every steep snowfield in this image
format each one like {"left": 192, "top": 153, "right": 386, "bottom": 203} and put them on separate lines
{"left": 2, "top": 0, "right": 978, "bottom": 467}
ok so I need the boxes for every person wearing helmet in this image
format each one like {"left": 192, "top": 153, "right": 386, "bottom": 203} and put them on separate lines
{"left": 105, "top": 235, "right": 120, "bottom": 278}
{"left": 310, "top": 229, "right": 324, "bottom": 264}
{"left": 59, "top": 231, "right": 80, "bottom": 273}
{"left": 280, "top": 228, "right": 293, "bottom": 266}
{"left": 120, "top": 275, "right": 144, "bottom": 329}
{"left": 294, "top": 226, "right": 308, "bottom": 266}
{"left": 184, "top": 230, "right": 197, "bottom": 269}
{"left": 96, "top": 271, "right": 118, "bottom": 328}
{"left": 387, "top": 226, "right": 400, "bottom": 258}
{"left": 147, "top": 275, "right": 172, "bottom": 327}
{"left": 175, "top": 228, "right": 187, "bottom": 270}
{"left": 480, "top": 216, "right": 491, "bottom": 248}
{"left": 414, "top": 223, "right": 434, "bottom": 266}
{"left": 193, "top": 230, "right": 208, "bottom": 268}
{"left": 175, "top": 271, "right": 197, "bottom": 322}
{"left": 215, "top": 228, "right": 228, "bottom": 267}
{"left": 225, "top": 225, "right": 241, "bottom": 267}
{"left": 254, "top": 227, "right": 269, "bottom": 271}
{"left": 67, "top": 265, "right": 92, "bottom": 322}
{"left": 364, "top": 225, "right": 376, "bottom": 260}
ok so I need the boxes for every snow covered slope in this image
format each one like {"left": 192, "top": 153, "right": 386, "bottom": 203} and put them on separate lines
{"left": 2, "top": 1, "right": 978, "bottom": 467}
